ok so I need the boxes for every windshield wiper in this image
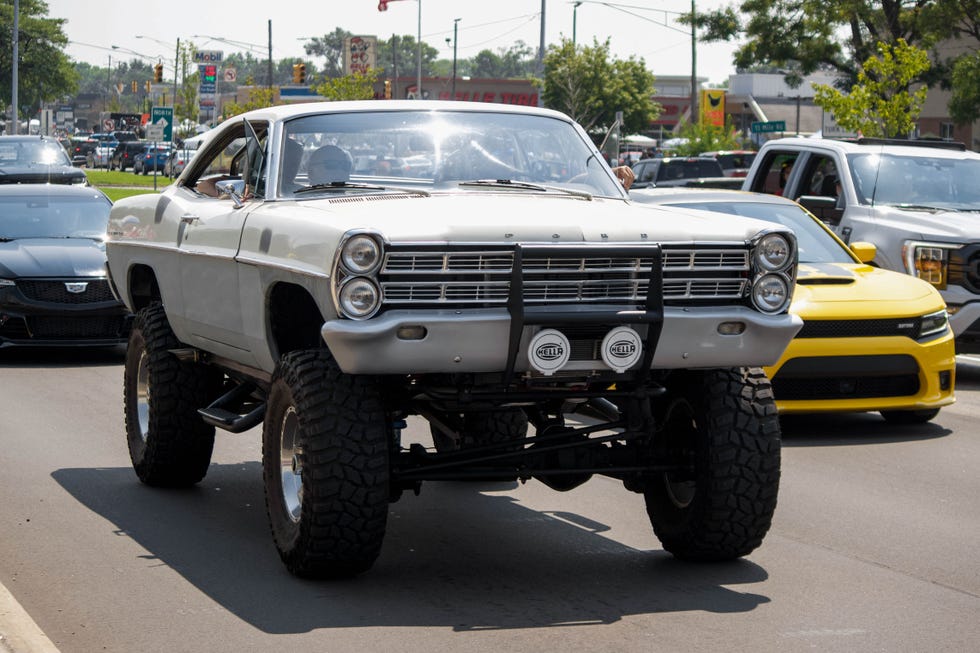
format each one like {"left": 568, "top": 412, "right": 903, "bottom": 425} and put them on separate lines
{"left": 458, "top": 179, "right": 593, "bottom": 200}
{"left": 293, "top": 181, "right": 430, "bottom": 196}
{"left": 882, "top": 203, "right": 944, "bottom": 212}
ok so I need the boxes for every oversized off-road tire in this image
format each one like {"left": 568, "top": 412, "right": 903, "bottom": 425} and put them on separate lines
{"left": 644, "top": 367, "right": 781, "bottom": 561}
{"left": 430, "top": 408, "right": 528, "bottom": 453}
{"left": 263, "top": 349, "right": 390, "bottom": 579}
{"left": 880, "top": 408, "right": 940, "bottom": 424}
{"left": 124, "top": 303, "right": 223, "bottom": 487}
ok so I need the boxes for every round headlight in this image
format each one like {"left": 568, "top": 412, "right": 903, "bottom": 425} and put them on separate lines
{"left": 341, "top": 235, "right": 381, "bottom": 274}
{"left": 755, "top": 233, "right": 792, "bottom": 272}
{"left": 752, "top": 274, "right": 790, "bottom": 314}
{"left": 339, "top": 277, "right": 381, "bottom": 318}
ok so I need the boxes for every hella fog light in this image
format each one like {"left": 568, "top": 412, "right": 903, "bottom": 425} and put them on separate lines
{"left": 918, "top": 309, "right": 949, "bottom": 339}
{"left": 752, "top": 274, "right": 790, "bottom": 313}
{"left": 755, "top": 233, "right": 792, "bottom": 271}
{"left": 339, "top": 277, "right": 380, "bottom": 318}
{"left": 341, "top": 235, "right": 382, "bottom": 274}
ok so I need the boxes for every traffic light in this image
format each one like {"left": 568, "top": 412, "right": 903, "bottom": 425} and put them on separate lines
{"left": 297, "top": 63, "right": 306, "bottom": 84}
{"left": 153, "top": 63, "right": 163, "bottom": 84}
{"left": 131, "top": 80, "right": 137, "bottom": 93}
{"left": 292, "top": 63, "right": 301, "bottom": 84}
{"left": 145, "top": 80, "right": 151, "bottom": 93}
{"left": 384, "top": 80, "right": 391, "bottom": 99}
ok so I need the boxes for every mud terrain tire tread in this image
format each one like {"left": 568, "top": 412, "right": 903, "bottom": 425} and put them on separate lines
{"left": 263, "top": 349, "right": 390, "bottom": 579}
{"left": 645, "top": 367, "right": 781, "bottom": 561}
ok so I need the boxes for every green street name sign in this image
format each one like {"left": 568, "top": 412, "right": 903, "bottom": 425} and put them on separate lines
{"left": 150, "top": 106, "right": 174, "bottom": 142}
{"left": 751, "top": 120, "right": 787, "bottom": 134}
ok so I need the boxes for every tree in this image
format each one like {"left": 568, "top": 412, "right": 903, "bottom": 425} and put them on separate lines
{"left": 812, "top": 39, "right": 930, "bottom": 138}
{"left": 470, "top": 42, "right": 537, "bottom": 78}
{"left": 948, "top": 51, "right": 980, "bottom": 124}
{"left": 541, "top": 38, "right": 660, "bottom": 135}
{"left": 221, "top": 86, "right": 279, "bottom": 119}
{"left": 0, "top": 0, "right": 78, "bottom": 122}
{"left": 688, "top": 0, "right": 980, "bottom": 114}
{"left": 313, "top": 69, "right": 381, "bottom": 101}
{"left": 674, "top": 121, "right": 744, "bottom": 156}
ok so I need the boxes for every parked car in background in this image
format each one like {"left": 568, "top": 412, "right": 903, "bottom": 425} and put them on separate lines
{"left": 109, "top": 141, "right": 148, "bottom": 171}
{"left": 133, "top": 144, "right": 171, "bottom": 174}
{"left": 742, "top": 136, "right": 980, "bottom": 353}
{"left": 630, "top": 187, "right": 955, "bottom": 424}
{"left": 86, "top": 143, "right": 115, "bottom": 169}
{"left": 0, "top": 184, "right": 132, "bottom": 347}
{"left": 700, "top": 150, "right": 757, "bottom": 177}
{"left": 0, "top": 135, "right": 88, "bottom": 185}
{"left": 630, "top": 156, "right": 741, "bottom": 189}
{"left": 163, "top": 147, "right": 197, "bottom": 177}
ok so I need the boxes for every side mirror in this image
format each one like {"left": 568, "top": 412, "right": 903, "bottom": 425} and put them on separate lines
{"left": 848, "top": 241, "right": 876, "bottom": 263}
{"left": 797, "top": 195, "right": 844, "bottom": 226}
{"left": 215, "top": 179, "right": 248, "bottom": 208}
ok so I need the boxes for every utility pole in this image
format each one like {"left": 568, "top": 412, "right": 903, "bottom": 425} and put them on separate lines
{"left": 690, "top": 0, "right": 698, "bottom": 124}
{"left": 268, "top": 20, "right": 273, "bottom": 90}
{"left": 173, "top": 38, "right": 179, "bottom": 110}
{"left": 451, "top": 18, "right": 460, "bottom": 100}
{"left": 10, "top": 0, "right": 19, "bottom": 134}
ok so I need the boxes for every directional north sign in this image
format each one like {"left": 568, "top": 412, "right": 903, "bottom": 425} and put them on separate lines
{"left": 751, "top": 120, "right": 787, "bottom": 134}
{"left": 150, "top": 106, "right": 174, "bottom": 142}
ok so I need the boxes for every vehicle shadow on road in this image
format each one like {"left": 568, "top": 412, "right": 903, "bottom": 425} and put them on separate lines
{"left": 0, "top": 345, "right": 125, "bottom": 368}
{"left": 779, "top": 412, "right": 952, "bottom": 446}
{"left": 52, "top": 464, "right": 772, "bottom": 633}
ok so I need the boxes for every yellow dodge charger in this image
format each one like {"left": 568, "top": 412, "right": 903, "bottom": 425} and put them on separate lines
{"left": 631, "top": 188, "right": 955, "bottom": 424}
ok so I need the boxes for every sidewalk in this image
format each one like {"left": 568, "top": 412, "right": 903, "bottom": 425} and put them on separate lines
{"left": 0, "top": 581, "right": 60, "bottom": 653}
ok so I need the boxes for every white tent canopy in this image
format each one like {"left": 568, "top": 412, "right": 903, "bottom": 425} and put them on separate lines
{"left": 622, "top": 134, "right": 658, "bottom": 148}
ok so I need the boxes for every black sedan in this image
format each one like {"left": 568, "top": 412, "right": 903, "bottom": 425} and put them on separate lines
{"left": 0, "top": 184, "right": 131, "bottom": 348}
{"left": 0, "top": 135, "right": 88, "bottom": 185}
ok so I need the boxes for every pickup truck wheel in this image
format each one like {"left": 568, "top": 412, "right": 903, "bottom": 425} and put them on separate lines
{"left": 644, "top": 368, "right": 780, "bottom": 561}
{"left": 124, "top": 303, "right": 222, "bottom": 487}
{"left": 879, "top": 408, "right": 940, "bottom": 424}
{"left": 263, "top": 350, "right": 389, "bottom": 579}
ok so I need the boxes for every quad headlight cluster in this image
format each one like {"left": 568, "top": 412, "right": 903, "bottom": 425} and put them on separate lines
{"left": 333, "top": 232, "right": 384, "bottom": 319}
{"left": 749, "top": 231, "right": 797, "bottom": 314}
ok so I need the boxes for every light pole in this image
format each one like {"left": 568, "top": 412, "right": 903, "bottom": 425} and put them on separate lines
{"left": 379, "top": 1, "right": 423, "bottom": 99}
{"left": 451, "top": 18, "right": 460, "bottom": 100}
{"left": 573, "top": 1, "right": 582, "bottom": 46}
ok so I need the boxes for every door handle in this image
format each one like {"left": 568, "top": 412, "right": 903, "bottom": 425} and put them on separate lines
{"left": 180, "top": 214, "right": 200, "bottom": 224}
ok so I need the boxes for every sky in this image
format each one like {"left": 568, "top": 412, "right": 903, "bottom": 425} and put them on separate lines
{"left": 48, "top": 0, "right": 742, "bottom": 86}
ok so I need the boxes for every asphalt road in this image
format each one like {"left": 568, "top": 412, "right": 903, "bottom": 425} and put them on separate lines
{"left": 1, "top": 348, "right": 978, "bottom": 653}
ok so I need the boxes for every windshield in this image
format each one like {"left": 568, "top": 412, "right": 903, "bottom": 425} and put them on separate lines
{"left": 0, "top": 141, "right": 72, "bottom": 166}
{"left": 0, "top": 194, "right": 111, "bottom": 240}
{"left": 669, "top": 200, "right": 855, "bottom": 264}
{"left": 847, "top": 152, "right": 980, "bottom": 210}
{"left": 278, "top": 110, "right": 624, "bottom": 198}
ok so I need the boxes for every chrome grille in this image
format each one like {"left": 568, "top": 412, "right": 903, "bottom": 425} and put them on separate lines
{"left": 379, "top": 246, "right": 750, "bottom": 307}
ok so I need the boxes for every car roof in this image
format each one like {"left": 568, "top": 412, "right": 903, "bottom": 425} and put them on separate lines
{"left": 0, "top": 183, "right": 108, "bottom": 200}
{"left": 225, "top": 99, "right": 576, "bottom": 126}
{"left": 760, "top": 137, "right": 980, "bottom": 160}
{"left": 0, "top": 134, "right": 61, "bottom": 143}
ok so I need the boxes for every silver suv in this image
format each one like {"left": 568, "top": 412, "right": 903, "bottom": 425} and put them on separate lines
{"left": 743, "top": 137, "right": 980, "bottom": 353}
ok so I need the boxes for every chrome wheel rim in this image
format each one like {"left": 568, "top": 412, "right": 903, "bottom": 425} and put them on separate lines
{"left": 278, "top": 407, "right": 303, "bottom": 523}
{"left": 136, "top": 350, "right": 150, "bottom": 442}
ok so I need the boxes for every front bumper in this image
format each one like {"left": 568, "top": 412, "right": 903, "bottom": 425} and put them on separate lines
{"left": 0, "top": 282, "right": 132, "bottom": 348}
{"left": 322, "top": 305, "right": 803, "bottom": 375}
{"left": 765, "top": 331, "right": 956, "bottom": 414}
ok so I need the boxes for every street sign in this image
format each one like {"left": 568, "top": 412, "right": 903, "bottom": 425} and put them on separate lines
{"left": 145, "top": 124, "right": 164, "bottom": 141}
{"left": 150, "top": 106, "right": 174, "bottom": 142}
{"left": 751, "top": 120, "right": 786, "bottom": 134}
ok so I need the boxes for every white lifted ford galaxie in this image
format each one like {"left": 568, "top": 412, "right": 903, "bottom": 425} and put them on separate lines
{"left": 105, "top": 100, "right": 801, "bottom": 578}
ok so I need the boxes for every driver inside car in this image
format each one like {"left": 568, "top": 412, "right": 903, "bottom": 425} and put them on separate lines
{"left": 306, "top": 144, "right": 352, "bottom": 185}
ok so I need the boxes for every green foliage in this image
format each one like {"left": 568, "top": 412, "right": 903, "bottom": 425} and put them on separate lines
{"left": 314, "top": 69, "right": 382, "bottom": 101}
{"left": 222, "top": 87, "right": 280, "bottom": 119}
{"left": 470, "top": 42, "right": 537, "bottom": 78}
{"left": 0, "top": 0, "right": 78, "bottom": 120}
{"left": 812, "top": 39, "right": 930, "bottom": 138}
{"left": 949, "top": 52, "right": 980, "bottom": 125}
{"left": 84, "top": 169, "right": 161, "bottom": 188}
{"left": 541, "top": 39, "right": 660, "bottom": 135}
{"left": 674, "top": 121, "right": 744, "bottom": 156}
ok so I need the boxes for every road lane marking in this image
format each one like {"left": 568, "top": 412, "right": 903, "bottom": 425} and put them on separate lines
{"left": 0, "top": 580, "right": 61, "bottom": 653}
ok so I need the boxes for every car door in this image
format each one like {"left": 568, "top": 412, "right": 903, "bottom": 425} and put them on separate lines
{"left": 172, "top": 119, "right": 268, "bottom": 363}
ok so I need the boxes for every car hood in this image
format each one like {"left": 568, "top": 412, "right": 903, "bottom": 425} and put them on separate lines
{"left": 292, "top": 193, "right": 778, "bottom": 244}
{"left": 0, "top": 238, "right": 108, "bottom": 278}
{"left": 873, "top": 204, "right": 980, "bottom": 240}
{"left": 0, "top": 165, "right": 87, "bottom": 185}
{"left": 791, "top": 261, "right": 943, "bottom": 318}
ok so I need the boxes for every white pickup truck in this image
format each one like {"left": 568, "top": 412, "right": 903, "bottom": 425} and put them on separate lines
{"left": 105, "top": 101, "right": 802, "bottom": 578}
{"left": 742, "top": 136, "right": 980, "bottom": 353}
